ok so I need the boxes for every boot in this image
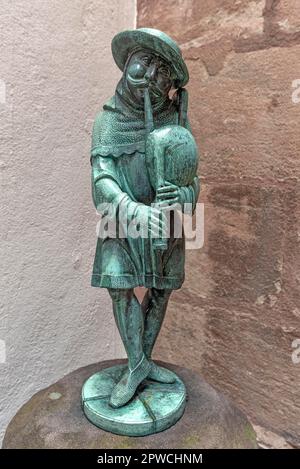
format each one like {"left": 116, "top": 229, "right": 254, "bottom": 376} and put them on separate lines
{"left": 109, "top": 354, "right": 151, "bottom": 408}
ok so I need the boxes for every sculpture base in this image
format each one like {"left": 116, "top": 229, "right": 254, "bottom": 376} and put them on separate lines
{"left": 81, "top": 364, "right": 186, "bottom": 436}
{"left": 2, "top": 359, "right": 258, "bottom": 449}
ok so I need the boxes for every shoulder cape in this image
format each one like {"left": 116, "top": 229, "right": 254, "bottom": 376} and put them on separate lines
{"left": 91, "top": 96, "right": 179, "bottom": 160}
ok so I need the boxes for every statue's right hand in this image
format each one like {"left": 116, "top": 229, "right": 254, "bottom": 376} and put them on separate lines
{"left": 134, "top": 204, "right": 168, "bottom": 239}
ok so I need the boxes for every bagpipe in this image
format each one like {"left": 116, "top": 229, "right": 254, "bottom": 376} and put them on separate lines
{"left": 144, "top": 88, "right": 199, "bottom": 250}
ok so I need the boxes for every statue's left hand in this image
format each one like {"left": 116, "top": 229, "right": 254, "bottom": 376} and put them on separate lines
{"left": 156, "top": 181, "right": 182, "bottom": 207}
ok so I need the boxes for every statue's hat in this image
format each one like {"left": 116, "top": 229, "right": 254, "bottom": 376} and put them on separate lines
{"left": 111, "top": 28, "right": 189, "bottom": 88}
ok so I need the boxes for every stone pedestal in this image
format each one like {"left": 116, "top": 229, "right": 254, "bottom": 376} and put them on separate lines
{"left": 2, "top": 359, "right": 257, "bottom": 449}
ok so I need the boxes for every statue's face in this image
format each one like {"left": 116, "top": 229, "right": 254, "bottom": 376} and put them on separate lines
{"left": 125, "top": 50, "right": 173, "bottom": 105}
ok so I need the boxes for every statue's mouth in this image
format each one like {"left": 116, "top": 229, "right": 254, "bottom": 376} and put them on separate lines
{"left": 127, "top": 74, "right": 148, "bottom": 88}
{"left": 127, "top": 75, "right": 163, "bottom": 99}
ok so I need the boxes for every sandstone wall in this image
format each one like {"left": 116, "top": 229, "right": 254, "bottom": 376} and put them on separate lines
{"left": 138, "top": 0, "right": 300, "bottom": 446}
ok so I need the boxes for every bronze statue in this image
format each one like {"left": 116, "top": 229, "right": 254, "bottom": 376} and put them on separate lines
{"left": 82, "top": 28, "right": 199, "bottom": 436}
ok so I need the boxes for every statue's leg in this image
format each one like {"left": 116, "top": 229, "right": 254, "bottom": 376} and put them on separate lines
{"left": 108, "top": 288, "right": 151, "bottom": 408}
{"left": 142, "top": 288, "right": 176, "bottom": 383}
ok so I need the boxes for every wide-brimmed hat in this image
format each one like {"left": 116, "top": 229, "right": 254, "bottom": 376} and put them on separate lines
{"left": 111, "top": 28, "right": 189, "bottom": 88}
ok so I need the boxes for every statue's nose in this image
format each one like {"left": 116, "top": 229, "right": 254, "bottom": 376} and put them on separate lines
{"left": 145, "top": 62, "right": 157, "bottom": 82}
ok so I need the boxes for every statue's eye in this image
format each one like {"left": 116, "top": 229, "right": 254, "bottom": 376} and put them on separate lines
{"left": 141, "top": 56, "right": 151, "bottom": 65}
{"left": 159, "top": 66, "right": 170, "bottom": 78}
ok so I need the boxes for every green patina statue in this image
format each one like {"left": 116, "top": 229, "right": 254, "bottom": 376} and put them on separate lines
{"left": 82, "top": 28, "right": 200, "bottom": 436}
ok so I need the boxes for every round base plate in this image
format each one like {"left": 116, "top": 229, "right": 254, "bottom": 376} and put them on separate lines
{"left": 81, "top": 364, "right": 186, "bottom": 437}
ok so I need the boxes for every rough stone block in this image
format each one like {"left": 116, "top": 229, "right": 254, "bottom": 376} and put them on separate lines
{"left": 2, "top": 360, "right": 257, "bottom": 449}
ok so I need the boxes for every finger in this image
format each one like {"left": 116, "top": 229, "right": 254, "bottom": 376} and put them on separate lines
{"left": 150, "top": 214, "right": 162, "bottom": 226}
{"left": 150, "top": 216, "right": 166, "bottom": 227}
{"left": 156, "top": 192, "right": 178, "bottom": 200}
{"left": 150, "top": 218, "right": 160, "bottom": 228}
{"left": 150, "top": 218, "right": 168, "bottom": 232}
{"left": 164, "top": 181, "right": 176, "bottom": 187}
{"left": 151, "top": 208, "right": 162, "bottom": 217}
{"left": 156, "top": 187, "right": 178, "bottom": 197}
{"left": 158, "top": 198, "right": 179, "bottom": 206}
{"left": 150, "top": 225, "right": 168, "bottom": 239}
{"left": 157, "top": 187, "right": 177, "bottom": 195}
